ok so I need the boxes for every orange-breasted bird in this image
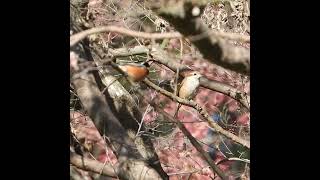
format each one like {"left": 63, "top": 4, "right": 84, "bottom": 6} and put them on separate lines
{"left": 117, "top": 62, "right": 150, "bottom": 82}
{"left": 173, "top": 71, "right": 202, "bottom": 117}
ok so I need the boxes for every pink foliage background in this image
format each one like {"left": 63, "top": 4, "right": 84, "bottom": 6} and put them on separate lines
{"left": 70, "top": 0, "right": 250, "bottom": 179}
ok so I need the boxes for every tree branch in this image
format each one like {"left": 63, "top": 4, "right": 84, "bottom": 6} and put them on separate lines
{"left": 70, "top": 25, "right": 181, "bottom": 47}
{"left": 200, "top": 78, "right": 250, "bottom": 109}
{"left": 70, "top": 25, "right": 249, "bottom": 48}
{"left": 146, "top": 101, "right": 228, "bottom": 180}
{"left": 70, "top": 151, "right": 117, "bottom": 178}
{"left": 216, "top": 157, "right": 250, "bottom": 165}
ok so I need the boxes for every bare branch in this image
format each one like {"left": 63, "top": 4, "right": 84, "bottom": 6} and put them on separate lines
{"left": 147, "top": 101, "right": 228, "bottom": 180}
{"left": 216, "top": 157, "right": 250, "bottom": 165}
{"left": 70, "top": 25, "right": 249, "bottom": 48}
{"left": 108, "top": 45, "right": 149, "bottom": 57}
{"left": 200, "top": 78, "right": 250, "bottom": 109}
{"left": 70, "top": 151, "right": 117, "bottom": 178}
{"left": 70, "top": 25, "right": 181, "bottom": 47}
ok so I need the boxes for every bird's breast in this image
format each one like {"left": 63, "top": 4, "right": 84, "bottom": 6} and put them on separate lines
{"left": 179, "top": 77, "right": 200, "bottom": 99}
{"left": 119, "top": 65, "right": 149, "bottom": 82}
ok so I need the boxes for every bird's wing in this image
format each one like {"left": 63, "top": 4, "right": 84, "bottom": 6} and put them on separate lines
{"left": 177, "top": 77, "right": 188, "bottom": 97}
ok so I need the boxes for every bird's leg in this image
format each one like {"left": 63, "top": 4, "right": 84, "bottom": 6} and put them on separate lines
{"left": 173, "top": 68, "right": 182, "bottom": 118}
{"left": 173, "top": 103, "right": 182, "bottom": 118}
{"left": 128, "top": 83, "right": 142, "bottom": 94}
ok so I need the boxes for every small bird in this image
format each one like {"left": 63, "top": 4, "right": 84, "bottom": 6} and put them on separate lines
{"left": 174, "top": 71, "right": 202, "bottom": 117}
{"left": 117, "top": 62, "right": 150, "bottom": 82}
{"left": 178, "top": 71, "right": 202, "bottom": 99}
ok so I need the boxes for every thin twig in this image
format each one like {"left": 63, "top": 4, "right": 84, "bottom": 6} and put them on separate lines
{"left": 216, "top": 157, "right": 250, "bottom": 165}
{"left": 167, "top": 166, "right": 209, "bottom": 176}
{"left": 136, "top": 104, "right": 151, "bottom": 137}
{"left": 101, "top": 135, "right": 120, "bottom": 179}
